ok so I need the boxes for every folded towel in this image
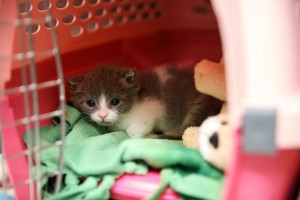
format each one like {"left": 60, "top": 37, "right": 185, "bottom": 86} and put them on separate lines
{"left": 23, "top": 105, "right": 223, "bottom": 200}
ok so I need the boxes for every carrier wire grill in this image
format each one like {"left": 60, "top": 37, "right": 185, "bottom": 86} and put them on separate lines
{"left": 0, "top": 0, "right": 66, "bottom": 199}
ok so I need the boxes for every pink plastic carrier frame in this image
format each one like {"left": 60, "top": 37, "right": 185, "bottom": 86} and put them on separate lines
{"left": 0, "top": 0, "right": 299, "bottom": 200}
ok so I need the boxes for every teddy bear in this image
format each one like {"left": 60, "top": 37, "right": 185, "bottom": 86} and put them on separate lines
{"left": 182, "top": 58, "right": 232, "bottom": 171}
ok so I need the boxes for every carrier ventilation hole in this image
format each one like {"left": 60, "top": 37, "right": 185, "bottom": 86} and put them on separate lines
{"left": 102, "top": 19, "right": 112, "bottom": 27}
{"left": 73, "top": 0, "right": 84, "bottom": 7}
{"left": 88, "top": 0, "right": 99, "bottom": 5}
{"left": 109, "top": 6, "right": 119, "bottom": 14}
{"left": 149, "top": 2, "right": 157, "bottom": 9}
{"left": 142, "top": 12, "right": 150, "bottom": 20}
{"left": 129, "top": 13, "right": 138, "bottom": 21}
{"left": 80, "top": 11, "right": 91, "bottom": 20}
{"left": 25, "top": 23, "right": 40, "bottom": 34}
{"left": 63, "top": 14, "right": 75, "bottom": 24}
{"left": 37, "top": 0, "right": 51, "bottom": 11}
{"left": 204, "top": 0, "right": 211, "bottom": 5}
{"left": 115, "top": 16, "right": 125, "bottom": 24}
{"left": 86, "top": 22, "right": 98, "bottom": 32}
{"left": 193, "top": 6, "right": 209, "bottom": 14}
{"left": 95, "top": 8, "right": 105, "bottom": 17}
{"left": 70, "top": 26, "right": 83, "bottom": 37}
{"left": 136, "top": 3, "right": 145, "bottom": 10}
{"left": 155, "top": 11, "right": 162, "bottom": 18}
{"left": 45, "top": 18, "right": 58, "bottom": 28}
{"left": 103, "top": 0, "right": 112, "bottom": 4}
{"left": 123, "top": 4, "right": 133, "bottom": 12}
{"left": 56, "top": 0, "right": 68, "bottom": 9}
{"left": 19, "top": 2, "right": 31, "bottom": 14}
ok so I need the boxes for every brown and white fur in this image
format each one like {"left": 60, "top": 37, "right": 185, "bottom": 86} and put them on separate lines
{"left": 67, "top": 64, "right": 223, "bottom": 138}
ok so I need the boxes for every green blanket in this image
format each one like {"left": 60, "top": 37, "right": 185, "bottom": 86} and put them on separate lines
{"left": 23, "top": 105, "right": 223, "bottom": 200}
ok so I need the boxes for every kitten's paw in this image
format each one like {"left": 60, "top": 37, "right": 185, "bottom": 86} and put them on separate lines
{"left": 126, "top": 123, "right": 152, "bottom": 138}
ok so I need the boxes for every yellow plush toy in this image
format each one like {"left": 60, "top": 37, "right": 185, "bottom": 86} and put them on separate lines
{"left": 182, "top": 58, "right": 232, "bottom": 171}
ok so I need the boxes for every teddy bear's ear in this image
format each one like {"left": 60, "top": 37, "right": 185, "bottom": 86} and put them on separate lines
{"left": 66, "top": 76, "right": 84, "bottom": 92}
{"left": 182, "top": 127, "right": 200, "bottom": 149}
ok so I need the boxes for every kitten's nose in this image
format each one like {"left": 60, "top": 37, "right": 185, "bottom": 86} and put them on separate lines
{"left": 98, "top": 113, "right": 108, "bottom": 120}
{"left": 98, "top": 110, "right": 108, "bottom": 120}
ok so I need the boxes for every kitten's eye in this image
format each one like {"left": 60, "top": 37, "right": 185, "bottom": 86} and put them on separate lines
{"left": 111, "top": 98, "right": 120, "bottom": 106}
{"left": 86, "top": 100, "right": 96, "bottom": 107}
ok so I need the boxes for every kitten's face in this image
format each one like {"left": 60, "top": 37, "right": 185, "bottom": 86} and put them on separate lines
{"left": 67, "top": 66, "right": 138, "bottom": 126}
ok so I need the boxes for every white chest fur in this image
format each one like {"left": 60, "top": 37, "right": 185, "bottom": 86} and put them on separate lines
{"left": 111, "top": 98, "right": 165, "bottom": 137}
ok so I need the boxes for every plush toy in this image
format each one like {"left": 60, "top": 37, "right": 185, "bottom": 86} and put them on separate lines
{"left": 182, "top": 58, "right": 232, "bottom": 171}
{"left": 194, "top": 58, "right": 226, "bottom": 101}
{"left": 182, "top": 109, "right": 232, "bottom": 170}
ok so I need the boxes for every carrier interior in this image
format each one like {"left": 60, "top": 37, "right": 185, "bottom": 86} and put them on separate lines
{"left": 2, "top": 0, "right": 300, "bottom": 200}
{"left": 2, "top": 1, "right": 225, "bottom": 199}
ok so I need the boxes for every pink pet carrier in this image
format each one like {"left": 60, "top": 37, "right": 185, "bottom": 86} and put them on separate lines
{"left": 0, "top": 0, "right": 299, "bottom": 199}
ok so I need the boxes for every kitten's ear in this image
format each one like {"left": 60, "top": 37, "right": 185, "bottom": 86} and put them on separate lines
{"left": 66, "top": 76, "right": 84, "bottom": 92}
{"left": 125, "top": 69, "right": 137, "bottom": 85}
{"left": 118, "top": 68, "right": 137, "bottom": 85}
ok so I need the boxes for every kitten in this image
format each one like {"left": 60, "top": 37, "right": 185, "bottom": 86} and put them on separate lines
{"left": 67, "top": 64, "right": 223, "bottom": 138}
